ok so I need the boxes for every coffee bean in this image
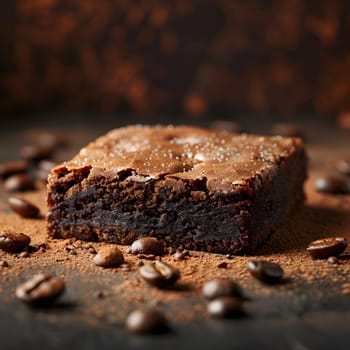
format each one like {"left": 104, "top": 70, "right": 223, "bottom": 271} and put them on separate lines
{"left": 336, "top": 158, "right": 350, "bottom": 176}
{"left": 0, "top": 260, "right": 9, "bottom": 267}
{"left": 0, "top": 232, "right": 31, "bottom": 253}
{"left": 247, "top": 260, "right": 284, "bottom": 283}
{"left": 130, "top": 237, "right": 164, "bottom": 256}
{"left": 20, "top": 144, "right": 53, "bottom": 162}
{"left": 126, "top": 309, "right": 169, "bottom": 334}
{"left": 8, "top": 197, "right": 40, "bottom": 218}
{"left": 307, "top": 236, "right": 347, "bottom": 259}
{"left": 202, "top": 278, "right": 243, "bottom": 300}
{"left": 15, "top": 274, "right": 65, "bottom": 306}
{"left": 4, "top": 174, "right": 35, "bottom": 192}
{"left": 139, "top": 261, "right": 180, "bottom": 288}
{"left": 93, "top": 246, "right": 124, "bottom": 268}
{"left": 314, "top": 175, "right": 345, "bottom": 194}
{"left": 207, "top": 297, "right": 243, "bottom": 318}
{"left": 327, "top": 256, "right": 338, "bottom": 265}
{"left": 0, "top": 161, "right": 28, "bottom": 179}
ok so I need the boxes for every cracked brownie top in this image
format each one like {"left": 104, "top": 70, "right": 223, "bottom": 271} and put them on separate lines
{"left": 52, "top": 125, "right": 305, "bottom": 193}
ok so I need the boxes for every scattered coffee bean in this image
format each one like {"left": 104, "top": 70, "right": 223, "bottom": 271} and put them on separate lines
{"left": 207, "top": 297, "right": 243, "bottom": 318}
{"left": 8, "top": 197, "right": 40, "bottom": 218}
{"left": 307, "top": 236, "right": 347, "bottom": 259}
{"left": 327, "top": 256, "right": 338, "bottom": 265}
{"left": 126, "top": 309, "right": 169, "bottom": 334}
{"left": 20, "top": 144, "right": 53, "bottom": 162}
{"left": 202, "top": 278, "right": 243, "bottom": 300}
{"left": 247, "top": 260, "right": 284, "bottom": 284}
{"left": 139, "top": 260, "right": 180, "bottom": 288}
{"left": 130, "top": 237, "right": 164, "bottom": 256}
{"left": 93, "top": 246, "right": 124, "bottom": 268}
{"left": 0, "top": 232, "right": 31, "bottom": 253}
{"left": 314, "top": 175, "right": 345, "bottom": 194}
{"left": 15, "top": 274, "right": 65, "bottom": 306}
{"left": 0, "top": 161, "right": 28, "bottom": 179}
{"left": 4, "top": 174, "right": 35, "bottom": 192}
{"left": 0, "top": 260, "right": 9, "bottom": 267}
{"left": 336, "top": 158, "right": 350, "bottom": 176}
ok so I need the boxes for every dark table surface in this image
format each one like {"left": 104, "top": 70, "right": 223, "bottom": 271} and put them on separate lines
{"left": 0, "top": 114, "right": 350, "bottom": 350}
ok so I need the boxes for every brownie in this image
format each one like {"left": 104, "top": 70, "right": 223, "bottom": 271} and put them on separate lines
{"left": 47, "top": 125, "right": 307, "bottom": 254}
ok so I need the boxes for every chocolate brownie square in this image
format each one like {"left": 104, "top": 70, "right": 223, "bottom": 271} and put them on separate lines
{"left": 47, "top": 125, "right": 307, "bottom": 254}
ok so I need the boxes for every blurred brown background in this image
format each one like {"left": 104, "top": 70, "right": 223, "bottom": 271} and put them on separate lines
{"left": 1, "top": 0, "right": 350, "bottom": 119}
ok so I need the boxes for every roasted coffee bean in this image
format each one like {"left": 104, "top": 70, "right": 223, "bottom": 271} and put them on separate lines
{"left": 130, "top": 237, "right": 164, "bottom": 256}
{"left": 139, "top": 261, "right": 180, "bottom": 288}
{"left": 0, "top": 232, "right": 31, "bottom": 253}
{"left": 4, "top": 174, "right": 35, "bottom": 192}
{"left": 247, "top": 260, "right": 284, "bottom": 284}
{"left": 126, "top": 309, "right": 169, "bottom": 334}
{"left": 314, "top": 175, "right": 345, "bottom": 194}
{"left": 8, "top": 197, "right": 40, "bottom": 218}
{"left": 20, "top": 144, "right": 53, "bottom": 162}
{"left": 0, "top": 161, "right": 28, "bottom": 179}
{"left": 202, "top": 278, "right": 243, "bottom": 300}
{"left": 307, "top": 237, "right": 347, "bottom": 259}
{"left": 207, "top": 297, "right": 243, "bottom": 318}
{"left": 336, "top": 158, "right": 350, "bottom": 176}
{"left": 93, "top": 246, "right": 124, "bottom": 268}
{"left": 15, "top": 274, "right": 65, "bottom": 306}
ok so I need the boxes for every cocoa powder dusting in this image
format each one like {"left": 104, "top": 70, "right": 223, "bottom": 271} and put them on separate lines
{"left": 0, "top": 141, "right": 350, "bottom": 326}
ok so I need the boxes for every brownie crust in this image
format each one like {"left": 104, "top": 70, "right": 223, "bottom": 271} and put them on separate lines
{"left": 47, "top": 125, "right": 307, "bottom": 254}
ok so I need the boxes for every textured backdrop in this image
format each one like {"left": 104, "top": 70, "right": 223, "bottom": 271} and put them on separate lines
{"left": 1, "top": 0, "right": 350, "bottom": 118}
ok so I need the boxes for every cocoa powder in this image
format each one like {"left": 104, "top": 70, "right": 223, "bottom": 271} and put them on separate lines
{"left": 0, "top": 146, "right": 349, "bottom": 325}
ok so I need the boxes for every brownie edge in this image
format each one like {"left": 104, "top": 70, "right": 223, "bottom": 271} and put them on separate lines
{"left": 47, "top": 125, "right": 307, "bottom": 254}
